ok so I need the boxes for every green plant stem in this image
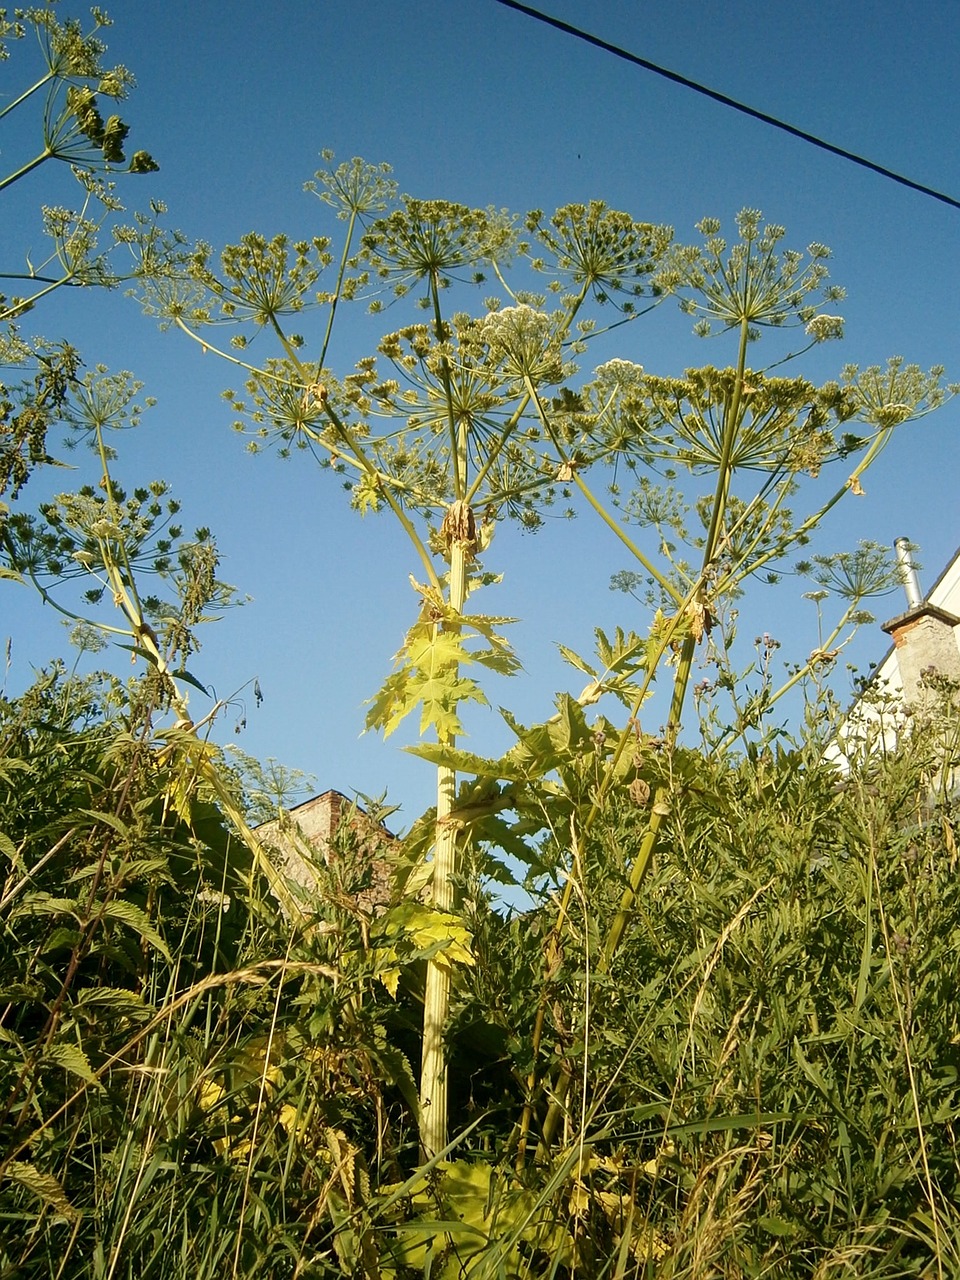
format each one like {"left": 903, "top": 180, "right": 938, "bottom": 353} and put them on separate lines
{"left": 597, "top": 317, "right": 753, "bottom": 974}
{"left": 93, "top": 424, "right": 149, "bottom": 621}
{"left": 709, "top": 467, "right": 787, "bottom": 578}
{"left": 171, "top": 318, "right": 434, "bottom": 565}
{"left": 268, "top": 313, "right": 312, "bottom": 376}
{"left": 701, "top": 318, "right": 751, "bottom": 560}
{"left": 0, "top": 147, "right": 54, "bottom": 193}
{"left": 430, "top": 271, "right": 462, "bottom": 501}
{"left": 712, "top": 612, "right": 859, "bottom": 754}
{"left": 729, "top": 425, "right": 895, "bottom": 587}
{"left": 419, "top": 517, "right": 468, "bottom": 1159}
{"left": 7, "top": 566, "right": 130, "bottom": 635}
{"left": 600, "top": 641, "right": 694, "bottom": 970}
{"left": 516, "top": 868, "right": 576, "bottom": 1165}
{"left": 88, "top": 443, "right": 306, "bottom": 919}
{"left": 575, "top": 469, "right": 683, "bottom": 600}
{"left": 419, "top": 265, "right": 470, "bottom": 1152}
{"left": 523, "top": 375, "right": 682, "bottom": 605}
{"left": 0, "top": 270, "right": 79, "bottom": 322}
{"left": 321, "top": 402, "right": 441, "bottom": 592}
{"left": 315, "top": 204, "right": 359, "bottom": 375}
{"left": 464, "top": 396, "right": 528, "bottom": 505}
{"left": 0, "top": 70, "right": 56, "bottom": 124}
{"left": 172, "top": 316, "right": 289, "bottom": 378}
{"left": 245, "top": 308, "right": 445, "bottom": 595}
{"left": 518, "top": 605, "right": 693, "bottom": 1158}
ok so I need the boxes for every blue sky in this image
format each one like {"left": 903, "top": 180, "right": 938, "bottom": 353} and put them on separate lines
{"left": 4, "top": 0, "right": 959, "bottom": 826}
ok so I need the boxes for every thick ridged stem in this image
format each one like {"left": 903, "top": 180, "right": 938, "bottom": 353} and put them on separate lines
{"left": 418, "top": 529, "right": 468, "bottom": 1158}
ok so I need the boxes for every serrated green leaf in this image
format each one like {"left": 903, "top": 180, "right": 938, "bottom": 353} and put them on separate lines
{"left": 74, "top": 986, "right": 149, "bottom": 1016}
{"left": 365, "top": 669, "right": 420, "bottom": 738}
{"left": 3, "top": 1162, "right": 77, "bottom": 1220}
{"left": 418, "top": 674, "right": 486, "bottom": 738}
{"left": 375, "top": 1043, "right": 421, "bottom": 1117}
{"left": 548, "top": 693, "right": 591, "bottom": 754}
{"left": 468, "top": 645, "right": 521, "bottom": 676}
{"left": 375, "top": 902, "right": 474, "bottom": 969}
{"left": 75, "top": 808, "right": 132, "bottom": 838}
{"left": 470, "top": 814, "right": 543, "bottom": 868}
{"left": 41, "top": 926, "right": 82, "bottom": 954}
{"left": 13, "top": 893, "right": 81, "bottom": 919}
{"left": 99, "top": 899, "right": 171, "bottom": 960}
{"left": 405, "top": 742, "right": 519, "bottom": 778}
{"left": 557, "top": 643, "right": 597, "bottom": 678}
{"left": 474, "top": 849, "right": 519, "bottom": 885}
{"left": 498, "top": 708, "right": 564, "bottom": 777}
{"left": 171, "top": 666, "right": 210, "bottom": 694}
{"left": 43, "top": 1041, "right": 101, "bottom": 1087}
{"left": 110, "top": 857, "right": 170, "bottom": 883}
{"left": 0, "top": 982, "right": 42, "bottom": 1003}
{"left": 407, "top": 629, "right": 464, "bottom": 671}
{"left": 419, "top": 699, "right": 461, "bottom": 741}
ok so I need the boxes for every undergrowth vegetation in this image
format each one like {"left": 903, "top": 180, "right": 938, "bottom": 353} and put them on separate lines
{"left": 2, "top": 7, "right": 959, "bottom": 1277}
{"left": 3, "top": 671, "right": 959, "bottom": 1277}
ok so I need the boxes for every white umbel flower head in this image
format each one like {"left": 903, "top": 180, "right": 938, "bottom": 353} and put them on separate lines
{"left": 805, "top": 314, "right": 844, "bottom": 343}
{"left": 479, "top": 305, "right": 564, "bottom": 384}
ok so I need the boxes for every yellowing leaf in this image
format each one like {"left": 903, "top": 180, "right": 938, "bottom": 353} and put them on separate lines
{"left": 199, "top": 1080, "right": 225, "bottom": 1112}
{"left": 376, "top": 903, "right": 475, "bottom": 971}
{"left": 352, "top": 473, "right": 383, "bottom": 514}
{"left": 4, "top": 1162, "right": 77, "bottom": 1221}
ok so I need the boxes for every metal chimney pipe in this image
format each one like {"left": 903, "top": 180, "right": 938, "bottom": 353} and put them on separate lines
{"left": 895, "top": 537, "right": 924, "bottom": 609}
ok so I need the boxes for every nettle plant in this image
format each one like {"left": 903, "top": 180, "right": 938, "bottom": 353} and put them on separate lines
{"left": 146, "top": 168, "right": 953, "bottom": 1157}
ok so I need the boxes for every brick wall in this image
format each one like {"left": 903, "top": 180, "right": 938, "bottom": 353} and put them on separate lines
{"left": 256, "top": 790, "right": 396, "bottom": 913}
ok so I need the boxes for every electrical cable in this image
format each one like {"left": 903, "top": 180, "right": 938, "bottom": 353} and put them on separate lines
{"left": 492, "top": 0, "right": 960, "bottom": 212}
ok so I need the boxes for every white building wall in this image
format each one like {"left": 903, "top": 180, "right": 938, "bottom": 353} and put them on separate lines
{"left": 826, "top": 544, "right": 960, "bottom": 766}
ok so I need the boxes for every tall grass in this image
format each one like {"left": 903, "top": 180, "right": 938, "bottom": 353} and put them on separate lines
{"left": 460, "top": 706, "right": 960, "bottom": 1277}
{"left": 3, "top": 673, "right": 960, "bottom": 1277}
{"left": 0, "top": 669, "right": 419, "bottom": 1278}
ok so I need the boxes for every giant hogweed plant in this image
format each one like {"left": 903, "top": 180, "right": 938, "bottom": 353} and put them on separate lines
{"left": 427, "top": 213, "right": 955, "bottom": 1163}
{"left": 144, "top": 158, "right": 676, "bottom": 1155}
{"left": 2, "top": 277, "right": 443, "bottom": 1280}
{"left": 143, "top": 169, "right": 954, "bottom": 1162}
{"left": 543, "top": 212, "right": 955, "bottom": 960}
{"left": 0, "top": 3, "right": 187, "bottom": 548}
{"left": 463, "top": 215, "right": 952, "bottom": 1166}
{"left": 0, "top": 6, "right": 269, "bottom": 913}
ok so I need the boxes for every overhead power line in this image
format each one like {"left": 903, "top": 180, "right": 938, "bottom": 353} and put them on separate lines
{"left": 492, "top": 0, "right": 960, "bottom": 213}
